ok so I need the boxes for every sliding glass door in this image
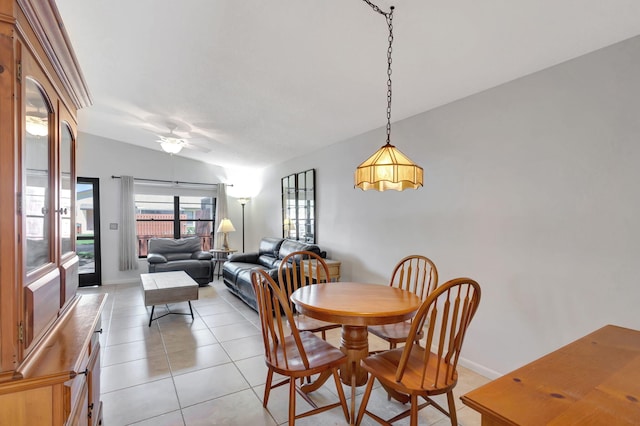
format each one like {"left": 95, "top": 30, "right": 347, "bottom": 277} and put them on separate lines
{"left": 76, "top": 177, "right": 102, "bottom": 286}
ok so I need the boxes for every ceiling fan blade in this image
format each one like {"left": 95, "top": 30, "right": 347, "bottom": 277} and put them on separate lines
{"left": 184, "top": 142, "right": 211, "bottom": 153}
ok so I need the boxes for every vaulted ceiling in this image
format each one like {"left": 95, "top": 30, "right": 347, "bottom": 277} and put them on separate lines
{"left": 56, "top": 0, "right": 640, "bottom": 169}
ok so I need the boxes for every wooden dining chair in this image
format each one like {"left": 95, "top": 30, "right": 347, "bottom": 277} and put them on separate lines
{"left": 356, "top": 278, "right": 481, "bottom": 426}
{"left": 368, "top": 255, "right": 438, "bottom": 349}
{"left": 278, "top": 250, "right": 341, "bottom": 340}
{"left": 250, "top": 269, "right": 350, "bottom": 425}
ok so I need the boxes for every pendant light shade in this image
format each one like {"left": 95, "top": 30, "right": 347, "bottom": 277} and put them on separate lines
{"left": 355, "top": 142, "right": 424, "bottom": 191}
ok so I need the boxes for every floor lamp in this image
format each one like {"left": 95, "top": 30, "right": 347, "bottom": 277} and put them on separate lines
{"left": 237, "top": 198, "right": 250, "bottom": 252}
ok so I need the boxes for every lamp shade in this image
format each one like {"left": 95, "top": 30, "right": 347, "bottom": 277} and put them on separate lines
{"left": 237, "top": 198, "right": 250, "bottom": 206}
{"left": 216, "top": 218, "right": 236, "bottom": 233}
{"left": 355, "top": 143, "right": 423, "bottom": 191}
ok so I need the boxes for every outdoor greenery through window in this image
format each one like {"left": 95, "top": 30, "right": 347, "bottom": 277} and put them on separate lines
{"left": 135, "top": 194, "right": 216, "bottom": 257}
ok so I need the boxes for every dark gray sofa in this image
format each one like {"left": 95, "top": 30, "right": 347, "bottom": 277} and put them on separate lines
{"left": 222, "top": 237, "right": 323, "bottom": 311}
{"left": 147, "top": 237, "right": 213, "bottom": 286}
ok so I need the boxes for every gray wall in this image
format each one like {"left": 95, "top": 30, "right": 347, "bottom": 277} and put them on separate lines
{"left": 79, "top": 35, "right": 640, "bottom": 378}
{"left": 255, "top": 35, "right": 640, "bottom": 377}
{"left": 77, "top": 135, "right": 229, "bottom": 284}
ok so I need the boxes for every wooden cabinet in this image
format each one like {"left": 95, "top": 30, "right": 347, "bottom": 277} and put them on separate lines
{"left": 0, "top": 1, "right": 98, "bottom": 425}
{"left": 0, "top": 295, "right": 106, "bottom": 425}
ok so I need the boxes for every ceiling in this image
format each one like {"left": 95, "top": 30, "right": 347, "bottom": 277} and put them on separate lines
{"left": 55, "top": 0, "right": 640, "bottom": 170}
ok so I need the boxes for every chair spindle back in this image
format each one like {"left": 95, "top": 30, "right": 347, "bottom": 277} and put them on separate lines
{"left": 396, "top": 278, "right": 481, "bottom": 389}
{"left": 251, "top": 269, "right": 310, "bottom": 371}
{"left": 390, "top": 255, "right": 438, "bottom": 301}
{"left": 278, "top": 250, "right": 332, "bottom": 311}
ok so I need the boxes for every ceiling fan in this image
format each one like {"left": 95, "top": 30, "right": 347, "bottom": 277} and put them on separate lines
{"left": 153, "top": 123, "right": 211, "bottom": 154}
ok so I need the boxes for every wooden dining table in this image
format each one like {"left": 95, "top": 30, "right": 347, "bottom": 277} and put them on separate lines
{"left": 291, "top": 282, "right": 422, "bottom": 424}
{"left": 461, "top": 324, "right": 640, "bottom": 425}
{"left": 290, "top": 282, "right": 422, "bottom": 385}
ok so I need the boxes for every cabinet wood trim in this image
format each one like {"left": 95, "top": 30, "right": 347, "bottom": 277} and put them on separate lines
{"left": 16, "top": 0, "right": 92, "bottom": 108}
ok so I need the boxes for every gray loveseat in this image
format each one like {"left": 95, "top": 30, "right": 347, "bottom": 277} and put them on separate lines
{"left": 147, "top": 237, "right": 213, "bottom": 286}
{"left": 222, "top": 237, "right": 324, "bottom": 311}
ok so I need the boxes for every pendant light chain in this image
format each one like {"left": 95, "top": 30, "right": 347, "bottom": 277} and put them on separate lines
{"left": 362, "top": 1, "right": 394, "bottom": 145}
{"left": 355, "top": 1, "right": 423, "bottom": 191}
{"left": 385, "top": 9, "right": 393, "bottom": 145}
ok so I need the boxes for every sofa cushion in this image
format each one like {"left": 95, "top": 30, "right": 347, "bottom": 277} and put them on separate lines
{"left": 258, "top": 237, "right": 285, "bottom": 258}
{"left": 228, "top": 252, "right": 259, "bottom": 263}
{"left": 257, "top": 254, "right": 281, "bottom": 269}
{"left": 223, "top": 261, "right": 265, "bottom": 281}
{"left": 164, "top": 253, "right": 193, "bottom": 262}
{"left": 147, "top": 253, "right": 167, "bottom": 264}
{"left": 149, "top": 237, "right": 202, "bottom": 254}
{"left": 150, "top": 259, "right": 211, "bottom": 282}
{"left": 278, "top": 239, "right": 321, "bottom": 261}
{"left": 192, "top": 251, "right": 213, "bottom": 260}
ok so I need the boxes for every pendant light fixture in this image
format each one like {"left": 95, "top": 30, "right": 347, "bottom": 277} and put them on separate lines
{"left": 355, "top": 2, "right": 423, "bottom": 191}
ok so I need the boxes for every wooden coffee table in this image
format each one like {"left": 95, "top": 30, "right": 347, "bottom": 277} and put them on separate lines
{"left": 140, "top": 271, "right": 199, "bottom": 326}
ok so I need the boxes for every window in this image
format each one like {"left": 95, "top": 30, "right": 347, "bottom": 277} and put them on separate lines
{"left": 135, "top": 194, "right": 216, "bottom": 257}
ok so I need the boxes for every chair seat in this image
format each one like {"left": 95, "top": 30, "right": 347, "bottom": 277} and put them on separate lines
{"left": 293, "top": 314, "right": 341, "bottom": 335}
{"left": 368, "top": 321, "right": 424, "bottom": 345}
{"left": 360, "top": 346, "right": 458, "bottom": 395}
{"left": 270, "top": 331, "right": 346, "bottom": 377}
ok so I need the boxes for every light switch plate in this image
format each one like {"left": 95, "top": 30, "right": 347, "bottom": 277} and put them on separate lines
{"left": 109, "top": 223, "right": 118, "bottom": 230}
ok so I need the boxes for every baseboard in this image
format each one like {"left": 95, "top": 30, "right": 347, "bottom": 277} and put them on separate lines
{"left": 101, "top": 278, "right": 140, "bottom": 286}
{"left": 426, "top": 342, "right": 502, "bottom": 380}
{"left": 458, "top": 356, "right": 502, "bottom": 380}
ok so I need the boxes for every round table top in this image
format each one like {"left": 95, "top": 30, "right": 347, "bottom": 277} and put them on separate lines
{"left": 290, "top": 282, "right": 422, "bottom": 327}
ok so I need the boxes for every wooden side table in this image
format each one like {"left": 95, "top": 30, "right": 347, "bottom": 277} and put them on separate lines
{"left": 210, "top": 248, "right": 237, "bottom": 279}
{"left": 304, "top": 258, "right": 341, "bottom": 282}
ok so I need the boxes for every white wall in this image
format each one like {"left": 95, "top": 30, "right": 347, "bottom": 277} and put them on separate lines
{"left": 76, "top": 135, "right": 231, "bottom": 284}
{"left": 255, "top": 36, "right": 640, "bottom": 377}
{"left": 78, "top": 35, "right": 640, "bottom": 378}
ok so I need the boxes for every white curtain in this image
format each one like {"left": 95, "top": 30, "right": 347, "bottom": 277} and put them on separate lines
{"left": 119, "top": 175, "right": 138, "bottom": 270}
{"left": 214, "top": 184, "right": 229, "bottom": 249}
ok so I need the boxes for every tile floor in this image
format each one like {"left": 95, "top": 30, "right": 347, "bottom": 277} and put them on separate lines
{"left": 78, "top": 279, "right": 489, "bottom": 425}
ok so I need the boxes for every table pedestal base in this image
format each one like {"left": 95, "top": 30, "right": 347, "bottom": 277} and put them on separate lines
{"left": 340, "top": 325, "right": 369, "bottom": 386}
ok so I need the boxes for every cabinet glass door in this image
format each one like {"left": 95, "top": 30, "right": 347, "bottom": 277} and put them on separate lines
{"left": 60, "top": 122, "right": 74, "bottom": 256}
{"left": 24, "top": 78, "right": 52, "bottom": 272}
